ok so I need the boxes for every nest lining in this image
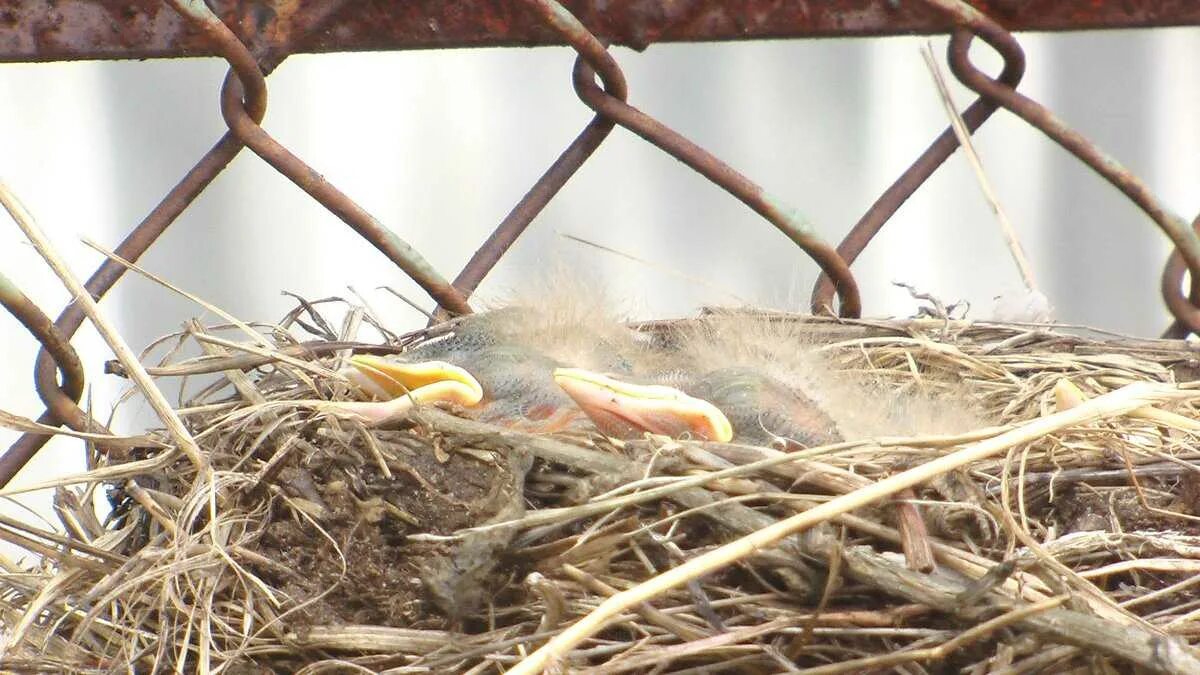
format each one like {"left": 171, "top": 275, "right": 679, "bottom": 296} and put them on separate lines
{"left": 3, "top": 309, "right": 1200, "bottom": 674}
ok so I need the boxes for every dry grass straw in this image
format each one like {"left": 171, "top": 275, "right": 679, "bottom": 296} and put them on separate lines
{"left": 4, "top": 276, "right": 1200, "bottom": 672}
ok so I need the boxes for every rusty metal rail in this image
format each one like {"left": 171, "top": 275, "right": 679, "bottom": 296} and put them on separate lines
{"left": 2, "top": 0, "right": 1199, "bottom": 489}
{"left": 3, "top": 1, "right": 1200, "bottom": 62}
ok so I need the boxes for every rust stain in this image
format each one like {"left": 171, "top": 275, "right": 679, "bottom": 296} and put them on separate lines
{"left": 1, "top": 1, "right": 1198, "bottom": 62}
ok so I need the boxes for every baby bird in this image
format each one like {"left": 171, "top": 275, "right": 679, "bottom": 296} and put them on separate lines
{"left": 554, "top": 365, "right": 841, "bottom": 446}
{"left": 328, "top": 291, "right": 979, "bottom": 448}
{"left": 547, "top": 310, "right": 842, "bottom": 446}
{"left": 327, "top": 297, "right": 849, "bottom": 446}
{"left": 622, "top": 313, "right": 983, "bottom": 444}
{"left": 328, "top": 298, "right": 742, "bottom": 440}
{"left": 344, "top": 343, "right": 576, "bottom": 431}
{"left": 326, "top": 299, "right": 648, "bottom": 429}
{"left": 667, "top": 366, "right": 842, "bottom": 446}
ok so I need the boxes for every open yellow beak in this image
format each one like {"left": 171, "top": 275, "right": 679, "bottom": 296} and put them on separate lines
{"left": 553, "top": 368, "right": 733, "bottom": 442}
{"left": 347, "top": 355, "right": 484, "bottom": 405}
{"left": 323, "top": 355, "right": 484, "bottom": 425}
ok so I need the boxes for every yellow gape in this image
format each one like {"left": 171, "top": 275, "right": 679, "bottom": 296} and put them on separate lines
{"left": 553, "top": 367, "right": 733, "bottom": 442}
{"left": 322, "top": 356, "right": 484, "bottom": 425}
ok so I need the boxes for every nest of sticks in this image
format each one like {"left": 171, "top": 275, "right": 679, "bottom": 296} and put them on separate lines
{"left": 4, "top": 301, "right": 1200, "bottom": 674}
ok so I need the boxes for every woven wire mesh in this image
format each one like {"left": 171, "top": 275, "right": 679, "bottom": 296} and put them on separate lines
{"left": 0, "top": 3, "right": 1198, "bottom": 672}
{"left": 4, "top": 0, "right": 1198, "bottom": 486}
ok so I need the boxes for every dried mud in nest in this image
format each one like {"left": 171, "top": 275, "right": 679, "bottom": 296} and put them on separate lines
{"left": 5, "top": 310, "right": 1200, "bottom": 674}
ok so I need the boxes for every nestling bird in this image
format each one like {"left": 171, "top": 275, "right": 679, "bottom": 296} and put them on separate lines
{"left": 657, "top": 313, "right": 987, "bottom": 442}
{"left": 551, "top": 309, "right": 846, "bottom": 446}
{"left": 328, "top": 304, "right": 843, "bottom": 446}
{"left": 322, "top": 286, "right": 741, "bottom": 441}
{"left": 326, "top": 290, "right": 982, "bottom": 446}
{"left": 321, "top": 293, "right": 716, "bottom": 437}
{"left": 329, "top": 308, "right": 612, "bottom": 432}
{"left": 556, "top": 365, "right": 842, "bottom": 446}
{"left": 328, "top": 297, "right": 829, "bottom": 444}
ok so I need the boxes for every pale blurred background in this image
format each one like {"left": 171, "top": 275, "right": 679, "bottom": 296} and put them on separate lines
{"left": 0, "top": 28, "right": 1197, "bottom": 552}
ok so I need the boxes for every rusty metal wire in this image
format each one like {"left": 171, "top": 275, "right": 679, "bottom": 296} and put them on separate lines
{"left": 811, "top": 26, "right": 1025, "bottom": 313}
{"left": 3, "top": 0, "right": 1200, "bottom": 489}
{"left": 518, "top": 0, "right": 862, "bottom": 316}
{"left": 165, "top": 0, "right": 473, "bottom": 316}
{"left": 922, "top": 0, "right": 1200, "bottom": 310}
{"left": 2, "top": 1, "right": 347, "bottom": 484}
{"left": 1162, "top": 214, "right": 1200, "bottom": 338}
{"left": 449, "top": 52, "right": 626, "bottom": 306}
{"left": 0, "top": 271, "right": 93, "bottom": 485}
{"left": 5, "top": 132, "right": 263, "bottom": 486}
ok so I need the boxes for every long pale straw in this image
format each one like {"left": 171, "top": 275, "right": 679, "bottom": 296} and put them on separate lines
{"left": 0, "top": 180, "right": 209, "bottom": 472}
{"left": 508, "top": 381, "right": 1185, "bottom": 674}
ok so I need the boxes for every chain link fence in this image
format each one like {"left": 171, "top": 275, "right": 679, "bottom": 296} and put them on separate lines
{"left": 0, "top": 1, "right": 1197, "bottom": 507}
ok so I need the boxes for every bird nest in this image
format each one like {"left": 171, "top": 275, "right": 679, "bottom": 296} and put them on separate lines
{"left": 4, "top": 303, "right": 1200, "bottom": 674}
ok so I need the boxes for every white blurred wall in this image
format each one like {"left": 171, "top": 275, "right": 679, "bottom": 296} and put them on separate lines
{"left": 0, "top": 28, "right": 1197, "bottom": 545}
